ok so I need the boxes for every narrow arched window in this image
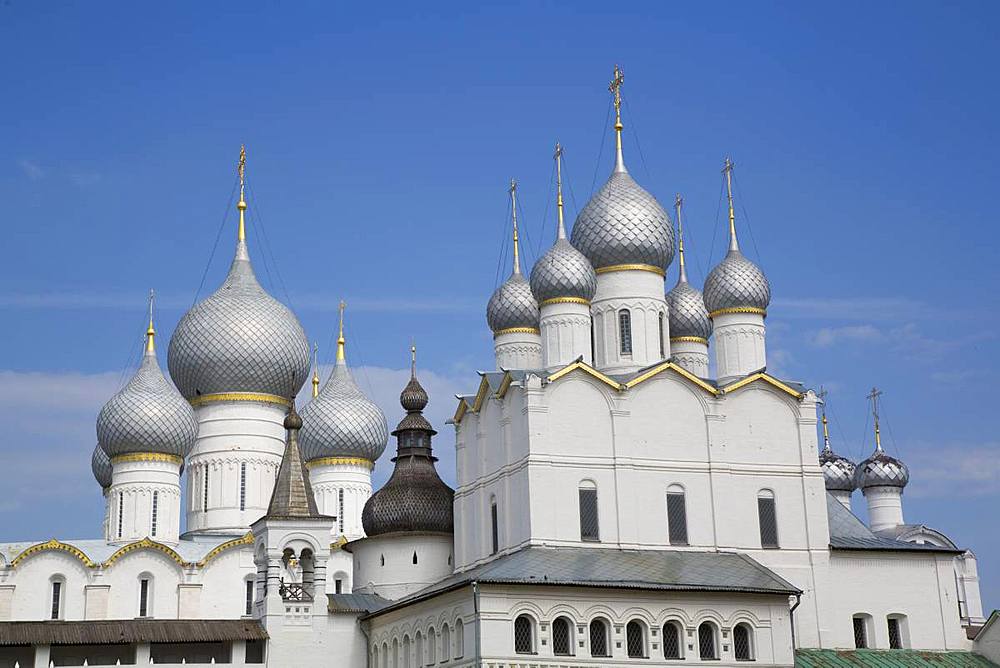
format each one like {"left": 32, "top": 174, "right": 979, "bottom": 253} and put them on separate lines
{"left": 658, "top": 311, "right": 666, "bottom": 359}
{"left": 138, "top": 576, "right": 151, "bottom": 618}
{"left": 392, "top": 638, "right": 399, "bottom": 668}
{"left": 403, "top": 635, "right": 411, "bottom": 668}
{"left": 734, "top": 623, "right": 754, "bottom": 661}
{"left": 626, "top": 620, "right": 647, "bottom": 658}
{"left": 151, "top": 491, "right": 159, "bottom": 537}
{"left": 619, "top": 309, "right": 633, "bottom": 355}
{"left": 338, "top": 488, "right": 345, "bottom": 534}
{"left": 514, "top": 615, "right": 534, "bottom": 654}
{"left": 245, "top": 578, "right": 254, "bottom": 616}
{"left": 382, "top": 642, "right": 389, "bottom": 668}
{"left": 666, "top": 485, "right": 688, "bottom": 545}
{"left": 427, "top": 628, "right": 437, "bottom": 664}
{"left": 49, "top": 578, "right": 64, "bottom": 620}
{"left": 117, "top": 491, "right": 124, "bottom": 538}
{"left": 663, "top": 621, "right": 683, "bottom": 659}
{"left": 887, "top": 615, "right": 907, "bottom": 649}
{"left": 698, "top": 622, "right": 718, "bottom": 660}
{"left": 590, "top": 618, "right": 610, "bottom": 657}
{"left": 455, "top": 620, "right": 465, "bottom": 659}
{"left": 757, "top": 490, "right": 779, "bottom": 548}
{"left": 372, "top": 645, "right": 379, "bottom": 668}
{"left": 490, "top": 497, "right": 499, "bottom": 555}
{"left": 239, "top": 463, "right": 247, "bottom": 512}
{"left": 579, "top": 482, "right": 599, "bottom": 541}
{"left": 203, "top": 465, "right": 210, "bottom": 512}
{"left": 415, "top": 631, "right": 424, "bottom": 667}
{"left": 853, "top": 615, "right": 871, "bottom": 649}
{"left": 442, "top": 624, "right": 451, "bottom": 662}
{"left": 552, "top": 616, "right": 572, "bottom": 656}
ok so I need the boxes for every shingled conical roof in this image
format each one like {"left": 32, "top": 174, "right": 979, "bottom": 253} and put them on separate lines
{"left": 266, "top": 404, "right": 320, "bottom": 518}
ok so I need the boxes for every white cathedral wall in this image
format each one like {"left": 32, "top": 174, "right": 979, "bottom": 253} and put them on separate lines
{"left": 366, "top": 586, "right": 474, "bottom": 667}
{"left": 351, "top": 533, "right": 454, "bottom": 600}
{"left": 590, "top": 269, "right": 670, "bottom": 374}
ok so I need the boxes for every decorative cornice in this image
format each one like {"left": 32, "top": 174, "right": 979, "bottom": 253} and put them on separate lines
{"left": 197, "top": 531, "right": 254, "bottom": 567}
{"left": 722, "top": 372, "right": 803, "bottom": 400}
{"left": 708, "top": 306, "right": 767, "bottom": 318}
{"left": 595, "top": 263, "right": 666, "bottom": 277}
{"left": 305, "top": 457, "right": 374, "bottom": 470}
{"left": 493, "top": 327, "right": 541, "bottom": 338}
{"left": 189, "top": 392, "right": 292, "bottom": 408}
{"left": 539, "top": 296, "right": 591, "bottom": 307}
{"left": 110, "top": 453, "right": 183, "bottom": 466}
{"left": 104, "top": 537, "right": 187, "bottom": 567}
{"left": 670, "top": 336, "right": 709, "bottom": 345}
{"left": 10, "top": 539, "right": 96, "bottom": 568}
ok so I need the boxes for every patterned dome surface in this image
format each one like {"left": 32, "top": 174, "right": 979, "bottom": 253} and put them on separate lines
{"left": 855, "top": 448, "right": 910, "bottom": 490}
{"left": 570, "top": 169, "right": 674, "bottom": 270}
{"left": 819, "top": 446, "right": 857, "bottom": 492}
{"left": 98, "top": 345, "right": 198, "bottom": 458}
{"left": 362, "top": 456, "right": 455, "bottom": 536}
{"left": 486, "top": 273, "right": 539, "bottom": 333}
{"left": 703, "top": 249, "right": 771, "bottom": 315}
{"left": 92, "top": 443, "right": 112, "bottom": 488}
{"left": 666, "top": 279, "right": 712, "bottom": 340}
{"left": 529, "top": 238, "right": 597, "bottom": 304}
{"left": 299, "top": 361, "right": 388, "bottom": 462}
{"left": 168, "top": 240, "right": 310, "bottom": 400}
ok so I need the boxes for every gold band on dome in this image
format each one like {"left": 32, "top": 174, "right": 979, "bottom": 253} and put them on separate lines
{"left": 540, "top": 297, "right": 591, "bottom": 307}
{"left": 708, "top": 306, "right": 767, "bottom": 318}
{"left": 111, "top": 453, "right": 184, "bottom": 466}
{"left": 189, "top": 392, "right": 292, "bottom": 407}
{"left": 670, "top": 336, "right": 708, "bottom": 344}
{"left": 493, "top": 327, "right": 541, "bottom": 338}
{"left": 305, "top": 457, "right": 374, "bottom": 470}
{"left": 595, "top": 263, "right": 666, "bottom": 277}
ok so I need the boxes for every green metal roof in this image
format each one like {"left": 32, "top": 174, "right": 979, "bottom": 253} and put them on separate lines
{"left": 796, "top": 649, "right": 997, "bottom": 668}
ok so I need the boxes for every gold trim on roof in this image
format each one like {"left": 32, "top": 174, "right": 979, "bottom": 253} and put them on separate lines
{"left": 493, "top": 326, "right": 541, "bottom": 338}
{"left": 595, "top": 263, "right": 666, "bottom": 277}
{"left": 623, "top": 361, "right": 719, "bottom": 395}
{"left": 547, "top": 361, "right": 623, "bottom": 390}
{"left": 452, "top": 398, "right": 471, "bottom": 424}
{"left": 722, "top": 373, "right": 803, "bottom": 400}
{"left": 539, "top": 296, "right": 590, "bottom": 307}
{"left": 189, "top": 392, "right": 292, "bottom": 407}
{"left": 305, "top": 457, "right": 374, "bottom": 470}
{"left": 670, "top": 336, "right": 709, "bottom": 344}
{"left": 104, "top": 537, "right": 187, "bottom": 567}
{"left": 110, "top": 453, "right": 183, "bottom": 466}
{"left": 496, "top": 372, "right": 514, "bottom": 399}
{"left": 10, "top": 539, "right": 96, "bottom": 568}
{"left": 471, "top": 376, "right": 492, "bottom": 413}
{"left": 708, "top": 306, "right": 767, "bottom": 318}
{"left": 197, "top": 532, "right": 254, "bottom": 567}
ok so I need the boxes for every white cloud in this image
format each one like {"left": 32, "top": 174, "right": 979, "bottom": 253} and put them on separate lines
{"left": 774, "top": 297, "right": 934, "bottom": 322}
{"left": 810, "top": 324, "right": 884, "bottom": 348}
{"left": 903, "top": 443, "right": 1000, "bottom": 499}
{"left": 17, "top": 159, "right": 44, "bottom": 180}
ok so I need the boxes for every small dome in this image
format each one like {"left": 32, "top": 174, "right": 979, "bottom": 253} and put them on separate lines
{"left": 529, "top": 238, "right": 597, "bottom": 304}
{"left": 486, "top": 273, "right": 539, "bottom": 333}
{"left": 98, "top": 338, "right": 198, "bottom": 459}
{"left": 299, "top": 359, "right": 388, "bottom": 463}
{"left": 400, "top": 376, "right": 428, "bottom": 413}
{"left": 168, "top": 239, "right": 310, "bottom": 400}
{"left": 666, "top": 279, "right": 712, "bottom": 341}
{"left": 571, "top": 168, "right": 674, "bottom": 271}
{"left": 91, "top": 444, "right": 112, "bottom": 489}
{"left": 819, "top": 445, "right": 857, "bottom": 492}
{"left": 703, "top": 248, "right": 770, "bottom": 316}
{"left": 855, "top": 447, "right": 909, "bottom": 490}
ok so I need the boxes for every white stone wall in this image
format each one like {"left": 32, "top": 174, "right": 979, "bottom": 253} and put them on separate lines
{"left": 539, "top": 301, "right": 593, "bottom": 369}
{"left": 712, "top": 312, "right": 766, "bottom": 383}
{"left": 590, "top": 269, "right": 669, "bottom": 374}
{"left": 308, "top": 462, "right": 373, "bottom": 540}
{"left": 107, "top": 458, "right": 182, "bottom": 544}
{"left": 350, "top": 533, "right": 454, "bottom": 600}
{"left": 493, "top": 331, "right": 542, "bottom": 371}
{"left": 670, "top": 339, "right": 710, "bottom": 378}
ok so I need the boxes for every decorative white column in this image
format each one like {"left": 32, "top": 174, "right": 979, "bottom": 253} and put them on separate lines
{"left": 591, "top": 269, "right": 669, "bottom": 374}
{"left": 307, "top": 460, "right": 374, "bottom": 540}
{"left": 540, "top": 302, "right": 593, "bottom": 369}
{"left": 671, "top": 337, "right": 710, "bottom": 377}
{"left": 107, "top": 454, "right": 183, "bottom": 544}
{"left": 863, "top": 486, "right": 904, "bottom": 532}
{"left": 712, "top": 312, "right": 766, "bottom": 384}
{"left": 494, "top": 329, "right": 543, "bottom": 370}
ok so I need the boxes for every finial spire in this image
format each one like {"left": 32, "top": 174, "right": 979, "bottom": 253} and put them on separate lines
{"left": 237, "top": 145, "right": 247, "bottom": 242}
{"left": 818, "top": 386, "right": 831, "bottom": 451}
{"left": 867, "top": 387, "right": 883, "bottom": 452}
{"left": 609, "top": 65, "right": 626, "bottom": 173}
{"left": 509, "top": 179, "right": 522, "bottom": 275}
{"left": 311, "top": 342, "right": 320, "bottom": 398}
{"left": 722, "top": 157, "right": 739, "bottom": 252}
{"left": 674, "top": 194, "right": 688, "bottom": 284}
{"left": 145, "top": 289, "right": 156, "bottom": 354}
{"left": 337, "top": 300, "right": 346, "bottom": 364}
{"left": 554, "top": 143, "right": 567, "bottom": 240}
{"left": 410, "top": 341, "right": 417, "bottom": 379}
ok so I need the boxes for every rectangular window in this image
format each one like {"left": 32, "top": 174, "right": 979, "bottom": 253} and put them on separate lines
{"left": 245, "top": 579, "right": 254, "bottom": 616}
{"left": 666, "top": 492, "right": 688, "bottom": 545}
{"left": 579, "top": 488, "right": 600, "bottom": 541}
{"left": 117, "top": 492, "right": 124, "bottom": 539}
{"left": 758, "top": 496, "right": 779, "bottom": 548}
{"left": 853, "top": 617, "right": 868, "bottom": 649}
{"left": 139, "top": 578, "right": 150, "bottom": 617}
{"left": 203, "top": 466, "right": 209, "bottom": 513}
{"left": 658, "top": 312, "right": 665, "bottom": 359}
{"left": 151, "top": 491, "right": 158, "bottom": 537}
{"left": 335, "top": 579, "right": 343, "bottom": 595}
{"left": 888, "top": 618, "right": 902, "bottom": 649}
{"left": 619, "top": 310, "right": 633, "bottom": 355}
{"left": 490, "top": 502, "right": 499, "bottom": 555}
{"left": 338, "top": 488, "right": 345, "bottom": 534}
{"left": 50, "top": 581, "right": 61, "bottom": 620}
{"left": 239, "top": 463, "right": 247, "bottom": 512}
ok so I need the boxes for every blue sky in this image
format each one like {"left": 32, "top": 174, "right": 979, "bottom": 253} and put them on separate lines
{"left": 2, "top": 2, "right": 998, "bottom": 607}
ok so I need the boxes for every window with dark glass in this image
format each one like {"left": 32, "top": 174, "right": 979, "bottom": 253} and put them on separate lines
{"left": 888, "top": 618, "right": 902, "bottom": 649}
{"left": 139, "top": 578, "right": 150, "bottom": 617}
{"left": 335, "top": 579, "right": 343, "bottom": 594}
{"left": 151, "top": 491, "right": 159, "bottom": 537}
{"left": 514, "top": 615, "right": 534, "bottom": 654}
{"left": 579, "top": 487, "right": 599, "bottom": 541}
{"left": 490, "top": 501, "right": 499, "bottom": 555}
{"left": 203, "top": 466, "right": 209, "bottom": 512}
{"left": 117, "top": 492, "right": 124, "bottom": 538}
{"left": 239, "top": 463, "right": 247, "bottom": 512}
{"left": 245, "top": 579, "right": 254, "bottom": 616}
{"left": 667, "top": 490, "right": 688, "bottom": 545}
{"left": 552, "top": 617, "right": 572, "bottom": 656}
{"left": 50, "top": 581, "right": 62, "bottom": 620}
{"left": 658, "top": 312, "right": 665, "bottom": 359}
{"left": 734, "top": 624, "right": 753, "bottom": 661}
{"left": 663, "top": 622, "right": 682, "bottom": 659}
{"left": 590, "top": 619, "right": 610, "bottom": 657}
{"left": 626, "top": 621, "right": 646, "bottom": 658}
{"left": 338, "top": 488, "right": 345, "bottom": 534}
{"left": 853, "top": 617, "right": 868, "bottom": 649}
{"left": 698, "top": 622, "right": 717, "bottom": 660}
{"left": 757, "top": 495, "right": 779, "bottom": 548}
{"left": 619, "top": 310, "right": 633, "bottom": 355}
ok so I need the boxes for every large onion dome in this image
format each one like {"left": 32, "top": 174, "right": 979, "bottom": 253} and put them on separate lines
{"left": 168, "top": 235, "right": 310, "bottom": 401}
{"left": 92, "top": 444, "right": 112, "bottom": 489}
{"left": 362, "top": 360, "right": 454, "bottom": 536}
{"left": 703, "top": 247, "right": 771, "bottom": 316}
{"left": 819, "top": 443, "right": 857, "bottom": 492}
{"left": 98, "top": 325, "right": 197, "bottom": 459}
{"left": 855, "top": 445, "right": 909, "bottom": 490}
{"left": 299, "top": 332, "right": 388, "bottom": 464}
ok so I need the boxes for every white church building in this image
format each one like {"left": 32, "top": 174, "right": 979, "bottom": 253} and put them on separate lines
{"left": 0, "top": 69, "right": 995, "bottom": 668}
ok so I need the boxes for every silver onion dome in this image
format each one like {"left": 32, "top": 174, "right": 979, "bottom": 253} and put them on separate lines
{"left": 703, "top": 248, "right": 771, "bottom": 315}
{"left": 487, "top": 273, "right": 539, "bottom": 333}
{"left": 667, "top": 278, "right": 712, "bottom": 341}
{"left": 819, "top": 445, "right": 857, "bottom": 492}
{"left": 92, "top": 444, "right": 112, "bottom": 489}
{"left": 299, "top": 351, "right": 389, "bottom": 463}
{"left": 530, "top": 238, "right": 597, "bottom": 304}
{"left": 168, "top": 238, "right": 310, "bottom": 400}
{"left": 855, "top": 446, "right": 909, "bottom": 490}
{"left": 98, "top": 330, "right": 198, "bottom": 459}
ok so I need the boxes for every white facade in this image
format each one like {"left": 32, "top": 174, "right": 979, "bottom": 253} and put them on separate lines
{"left": 493, "top": 329, "right": 543, "bottom": 371}
{"left": 539, "top": 300, "right": 593, "bottom": 369}
{"left": 107, "top": 456, "right": 183, "bottom": 544}
{"left": 712, "top": 312, "right": 767, "bottom": 384}
{"left": 590, "top": 269, "right": 669, "bottom": 374}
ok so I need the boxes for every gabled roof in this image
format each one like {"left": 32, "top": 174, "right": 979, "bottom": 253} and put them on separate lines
{"left": 826, "top": 494, "right": 962, "bottom": 554}
{"left": 721, "top": 372, "right": 805, "bottom": 399}
{"left": 365, "top": 545, "right": 799, "bottom": 619}
{"left": 795, "top": 649, "right": 997, "bottom": 668}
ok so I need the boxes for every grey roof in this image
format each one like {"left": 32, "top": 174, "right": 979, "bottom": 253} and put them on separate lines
{"left": 366, "top": 545, "right": 798, "bottom": 618}
{"left": 529, "top": 238, "right": 598, "bottom": 304}
{"left": 265, "top": 408, "right": 321, "bottom": 519}
{"left": 873, "top": 524, "right": 958, "bottom": 549}
{"left": 703, "top": 248, "right": 771, "bottom": 315}
{"left": 0, "top": 619, "right": 267, "bottom": 646}
{"left": 855, "top": 447, "right": 909, "bottom": 489}
{"left": 666, "top": 278, "right": 712, "bottom": 340}
{"left": 327, "top": 593, "right": 391, "bottom": 614}
{"left": 486, "top": 272, "right": 539, "bottom": 333}
{"left": 819, "top": 444, "right": 857, "bottom": 492}
{"left": 97, "top": 342, "right": 197, "bottom": 459}
{"left": 168, "top": 239, "right": 310, "bottom": 400}
{"left": 571, "top": 167, "right": 675, "bottom": 271}
{"left": 825, "top": 493, "right": 959, "bottom": 553}
{"left": 91, "top": 443, "right": 112, "bottom": 489}
{"left": 299, "top": 358, "right": 388, "bottom": 462}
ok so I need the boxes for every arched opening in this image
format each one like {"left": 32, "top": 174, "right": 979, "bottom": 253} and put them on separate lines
{"left": 733, "top": 623, "right": 754, "bottom": 661}
{"left": 698, "top": 622, "right": 718, "bottom": 660}
{"left": 402, "top": 635, "right": 411, "bottom": 668}
{"left": 490, "top": 495, "right": 499, "bottom": 555}
{"left": 513, "top": 614, "right": 534, "bottom": 654}
{"left": 658, "top": 311, "right": 665, "bottom": 359}
{"left": 454, "top": 620, "right": 465, "bottom": 659}
{"left": 427, "top": 627, "right": 437, "bottom": 665}
{"left": 619, "top": 309, "right": 633, "bottom": 355}
{"left": 392, "top": 638, "right": 399, "bottom": 668}
{"left": 579, "top": 480, "right": 599, "bottom": 542}
{"left": 415, "top": 631, "right": 424, "bottom": 667}
{"left": 887, "top": 614, "right": 908, "bottom": 649}
{"left": 626, "top": 620, "right": 647, "bottom": 658}
{"left": 49, "top": 575, "right": 65, "bottom": 620}
{"left": 244, "top": 577, "right": 255, "bottom": 616}
{"left": 590, "top": 618, "right": 610, "bottom": 658}
{"left": 552, "top": 616, "right": 573, "bottom": 656}
{"left": 381, "top": 641, "right": 389, "bottom": 668}
{"left": 441, "top": 624, "right": 451, "bottom": 663}
{"left": 757, "top": 489, "right": 779, "bottom": 548}
{"left": 138, "top": 573, "right": 153, "bottom": 618}
{"left": 853, "top": 614, "right": 873, "bottom": 649}
{"left": 666, "top": 484, "right": 688, "bottom": 545}
{"left": 663, "top": 620, "right": 683, "bottom": 659}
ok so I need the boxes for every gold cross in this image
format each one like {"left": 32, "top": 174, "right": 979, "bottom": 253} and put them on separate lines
{"left": 609, "top": 64, "right": 624, "bottom": 112}
{"left": 238, "top": 145, "right": 246, "bottom": 186}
